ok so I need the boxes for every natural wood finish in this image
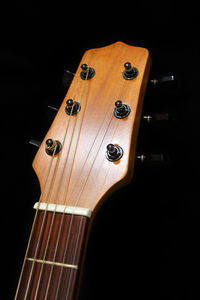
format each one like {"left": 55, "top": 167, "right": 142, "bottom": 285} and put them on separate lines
{"left": 32, "top": 41, "right": 151, "bottom": 214}
{"left": 15, "top": 211, "right": 88, "bottom": 300}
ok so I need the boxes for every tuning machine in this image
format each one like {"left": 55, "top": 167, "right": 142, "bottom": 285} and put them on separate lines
{"left": 123, "top": 62, "right": 138, "bottom": 80}
{"left": 65, "top": 99, "right": 81, "bottom": 115}
{"left": 80, "top": 64, "right": 95, "bottom": 80}
{"left": 106, "top": 144, "right": 123, "bottom": 162}
{"left": 114, "top": 100, "right": 131, "bottom": 119}
{"left": 29, "top": 138, "right": 62, "bottom": 156}
{"left": 45, "top": 139, "right": 62, "bottom": 156}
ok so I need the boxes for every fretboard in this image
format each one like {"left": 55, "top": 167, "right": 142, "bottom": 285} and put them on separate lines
{"left": 15, "top": 209, "right": 89, "bottom": 300}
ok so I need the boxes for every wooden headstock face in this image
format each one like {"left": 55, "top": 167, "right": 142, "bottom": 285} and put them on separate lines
{"left": 32, "top": 41, "right": 151, "bottom": 214}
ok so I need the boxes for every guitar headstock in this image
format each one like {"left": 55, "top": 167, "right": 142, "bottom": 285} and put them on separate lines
{"left": 33, "top": 41, "right": 151, "bottom": 214}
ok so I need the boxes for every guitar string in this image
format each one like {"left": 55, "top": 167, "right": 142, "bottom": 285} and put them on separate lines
{"left": 63, "top": 49, "right": 127, "bottom": 205}
{"left": 43, "top": 65, "right": 93, "bottom": 300}
{"left": 14, "top": 143, "right": 58, "bottom": 300}
{"left": 52, "top": 59, "right": 129, "bottom": 298}
{"left": 58, "top": 215, "right": 84, "bottom": 300}
{"left": 15, "top": 50, "right": 130, "bottom": 299}
{"left": 23, "top": 114, "right": 74, "bottom": 300}
{"left": 53, "top": 112, "right": 116, "bottom": 299}
{"left": 53, "top": 48, "right": 141, "bottom": 298}
{"left": 32, "top": 108, "right": 79, "bottom": 299}
{"left": 44, "top": 57, "right": 130, "bottom": 298}
{"left": 53, "top": 60, "right": 128, "bottom": 299}
{"left": 25, "top": 48, "right": 128, "bottom": 298}
{"left": 61, "top": 115, "right": 124, "bottom": 298}
{"left": 54, "top": 113, "right": 120, "bottom": 299}
{"left": 38, "top": 79, "right": 116, "bottom": 298}
{"left": 21, "top": 71, "right": 83, "bottom": 300}
{"left": 32, "top": 64, "right": 92, "bottom": 299}
{"left": 43, "top": 70, "right": 94, "bottom": 299}
{"left": 65, "top": 62, "right": 128, "bottom": 208}
{"left": 54, "top": 81, "right": 128, "bottom": 300}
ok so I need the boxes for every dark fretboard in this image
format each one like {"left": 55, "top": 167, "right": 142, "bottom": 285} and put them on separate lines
{"left": 15, "top": 210, "right": 89, "bottom": 300}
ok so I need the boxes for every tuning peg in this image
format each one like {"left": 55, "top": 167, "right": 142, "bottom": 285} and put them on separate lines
{"left": 150, "top": 75, "right": 175, "bottom": 86}
{"left": 29, "top": 139, "right": 41, "bottom": 148}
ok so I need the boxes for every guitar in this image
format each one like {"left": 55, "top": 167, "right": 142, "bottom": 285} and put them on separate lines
{"left": 14, "top": 41, "right": 151, "bottom": 300}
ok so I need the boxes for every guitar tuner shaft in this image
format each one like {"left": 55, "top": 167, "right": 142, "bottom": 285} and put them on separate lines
{"left": 80, "top": 64, "right": 95, "bottom": 80}
{"left": 45, "top": 139, "right": 62, "bottom": 156}
{"left": 114, "top": 100, "right": 131, "bottom": 118}
{"left": 106, "top": 144, "right": 123, "bottom": 162}
{"left": 123, "top": 62, "right": 138, "bottom": 80}
{"left": 65, "top": 99, "right": 81, "bottom": 115}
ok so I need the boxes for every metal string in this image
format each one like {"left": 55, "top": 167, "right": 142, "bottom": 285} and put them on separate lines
{"left": 52, "top": 59, "right": 129, "bottom": 299}
{"left": 20, "top": 48, "right": 132, "bottom": 299}
{"left": 16, "top": 70, "right": 83, "bottom": 299}
{"left": 14, "top": 143, "right": 58, "bottom": 300}
{"left": 33, "top": 64, "right": 92, "bottom": 299}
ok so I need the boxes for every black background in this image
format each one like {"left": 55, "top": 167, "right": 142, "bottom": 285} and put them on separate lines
{"left": 1, "top": 1, "right": 200, "bottom": 299}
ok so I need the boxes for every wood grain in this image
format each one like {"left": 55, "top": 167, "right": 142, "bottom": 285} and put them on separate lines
{"left": 16, "top": 212, "right": 88, "bottom": 300}
{"left": 32, "top": 41, "right": 151, "bottom": 213}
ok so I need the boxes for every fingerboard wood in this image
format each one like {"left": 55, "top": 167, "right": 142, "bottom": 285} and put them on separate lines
{"left": 15, "top": 211, "right": 88, "bottom": 300}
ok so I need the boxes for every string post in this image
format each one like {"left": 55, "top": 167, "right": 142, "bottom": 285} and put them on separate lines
{"left": 106, "top": 144, "right": 123, "bottom": 162}
{"left": 45, "top": 139, "right": 62, "bottom": 156}
{"left": 65, "top": 99, "right": 81, "bottom": 115}
{"left": 80, "top": 64, "right": 95, "bottom": 80}
{"left": 123, "top": 61, "right": 138, "bottom": 80}
{"left": 114, "top": 100, "right": 131, "bottom": 119}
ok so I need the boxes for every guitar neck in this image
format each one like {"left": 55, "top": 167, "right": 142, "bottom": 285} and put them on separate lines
{"left": 15, "top": 206, "right": 89, "bottom": 300}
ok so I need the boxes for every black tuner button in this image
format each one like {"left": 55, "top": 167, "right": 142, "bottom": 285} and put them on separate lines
{"left": 65, "top": 99, "right": 81, "bottom": 115}
{"left": 80, "top": 64, "right": 95, "bottom": 80}
{"left": 114, "top": 100, "right": 131, "bottom": 119}
{"left": 45, "top": 139, "right": 62, "bottom": 156}
{"left": 106, "top": 144, "right": 123, "bottom": 162}
{"left": 123, "top": 62, "right": 138, "bottom": 80}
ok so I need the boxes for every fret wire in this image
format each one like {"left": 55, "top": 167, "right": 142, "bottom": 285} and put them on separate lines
{"left": 26, "top": 257, "right": 78, "bottom": 270}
